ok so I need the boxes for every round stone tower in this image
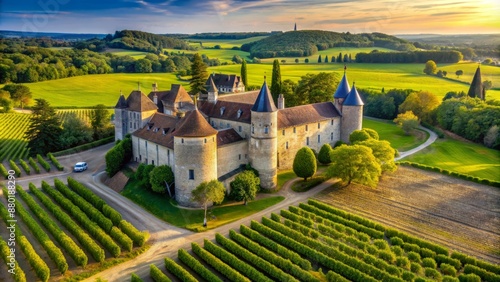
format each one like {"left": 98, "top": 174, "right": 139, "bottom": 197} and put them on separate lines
{"left": 333, "top": 67, "right": 351, "bottom": 112}
{"left": 340, "top": 83, "right": 364, "bottom": 143}
{"left": 173, "top": 109, "right": 218, "bottom": 207}
{"left": 249, "top": 81, "right": 278, "bottom": 189}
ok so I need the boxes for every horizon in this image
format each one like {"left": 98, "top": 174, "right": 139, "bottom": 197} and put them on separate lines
{"left": 1, "top": 0, "right": 499, "bottom": 35}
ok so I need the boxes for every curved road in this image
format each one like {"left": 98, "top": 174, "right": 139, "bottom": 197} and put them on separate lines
{"left": 16, "top": 127, "right": 437, "bottom": 281}
{"left": 395, "top": 126, "right": 437, "bottom": 161}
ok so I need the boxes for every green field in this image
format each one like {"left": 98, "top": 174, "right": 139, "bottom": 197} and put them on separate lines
{"left": 187, "top": 36, "right": 269, "bottom": 49}
{"left": 403, "top": 138, "right": 500, "bottom": 182}
{"left": 164, "top": 47, "right": 251, "bottom": 63}
{"left": 103, "top": 48, "right": 150, "bottom": 59}
{"left": 363, "top": 118, "right": 426, "bottom": 151}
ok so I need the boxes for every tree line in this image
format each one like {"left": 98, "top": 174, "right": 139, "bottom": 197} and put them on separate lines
{"left": 355, "top": 50, "right": 463, "bottom": 63}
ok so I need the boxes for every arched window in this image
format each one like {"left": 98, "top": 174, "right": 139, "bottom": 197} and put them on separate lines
{"left": 264, "top": 125, "right": 269, "bottom": 134}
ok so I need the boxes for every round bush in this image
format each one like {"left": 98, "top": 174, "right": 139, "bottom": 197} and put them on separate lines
{"left": 410, "top": 262, "right": 422, "bottom": 274}
{"left": 391, "top": 245, "right": 404, "bottom": 256}
{"left": 396, "top": 256, "right": 411, "bottom": 270}
{"left": 422, "top": 257, "right": 437, "bottom": 269}
{"left": 407, "top": 251, "right": 422, "bottom": 262}
{"left": 390, "top": 236, "right": 404, "bottom": 246}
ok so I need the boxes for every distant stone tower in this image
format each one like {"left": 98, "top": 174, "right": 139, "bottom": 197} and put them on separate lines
{"left": 173, "top": 109, "right": 218, "bottom": 207}
{"left": 340, "top": 83, "right": 364, "bottom": 143}
{"left": 294, "top": 22, "right": 297, "bottom": 31}
{"left": 114, "top": 91, "right": 128, "bottom": 141}
{"left": 468, "top": 65, "right": 485, "bottom": 100}
{"left": 249, "top": 81, "right": 278, "bottom": 189}
{"left": 207, "top": 76, "right": 218, "bottom": 103}
{"left": 333, "top": 66, "right": 351, "bottom": 112}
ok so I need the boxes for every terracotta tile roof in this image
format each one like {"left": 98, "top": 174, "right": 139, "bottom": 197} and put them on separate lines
{"left": 252, "top": 81, "right": 277, "bottom": 112}
{"left": 343, "top": 84, "right": 364, "bottom": 106}
{"left": 126, "top": 90, "right": 158, "bottom": 112}
{"left": 217, "top": 128, "right": 244, "bottom": 147}
{"left": 172, "top": 110, "right": 218, "bottom": 137}
{"left": 278, "top": 102, "right": 341, "bottom": 129}
{"left": 199, "top": 100, "right": 252, "bottom": 124}
{"left": 132, "top": 113, "right": 180, "bottom": 149}
{"left": 148, "top": 84, "right": 193, "bottom": 107}
{"left": 217, "top": 91, "right": 260, "bottom": 104}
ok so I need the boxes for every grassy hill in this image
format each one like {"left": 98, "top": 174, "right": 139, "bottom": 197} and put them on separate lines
{"left": 187, "top": 36, "right": 269, "bottom": 49}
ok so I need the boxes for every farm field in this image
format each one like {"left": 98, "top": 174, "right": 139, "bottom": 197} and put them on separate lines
{"left": 102, "top": 48, "right": 149, "bottom": 59}
{"left": 363, "top": 118, "right": 427, "bottom": 152}
{"left": 315, "top": 166, "right": 500, "bottom": 264}
{"left": 402, "top": 138, "right": 500, "bottom": 182}
{"left": 0, "top": 178, "right": 148, "bottom": 282}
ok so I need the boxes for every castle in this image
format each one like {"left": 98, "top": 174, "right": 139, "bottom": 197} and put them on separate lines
{"left": 114, "top": 71, "right": 363, "bottom": 207}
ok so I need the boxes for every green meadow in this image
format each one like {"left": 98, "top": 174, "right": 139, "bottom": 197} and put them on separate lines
{"left": 362, "top": 118, "right": 426, "bottom": 151}
{"left": 403, "top": 138, "right": 500, "bottom": 182}
{"left": 103, "top": 48, "right": 150, "bottom": 59}
{"left": 187, "top": 36, "right": 268, "bottom": 49}
{"left": 164, "top": 48, "right": 250, "bottom": 63}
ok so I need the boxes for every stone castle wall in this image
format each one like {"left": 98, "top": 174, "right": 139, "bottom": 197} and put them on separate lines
{"left": 249, "top": 111, "right": 278, "bottom": 189}
{"left": 340, "top": 106, "right": 363, "bottom": 143}
{"left": 208, "top": 118, "right": 250, "bottom": 138}
{"left": 132, "top": 136, "right": 175, "bottom": 167}
{"left": 217, "top": 140, "right": 249, "bottom": 177}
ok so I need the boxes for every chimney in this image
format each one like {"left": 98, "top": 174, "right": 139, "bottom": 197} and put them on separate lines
{"left": 153, "top": 93, "right": 158, "bottom": 104}
{"left": 277, "top": 94, "right": 285, "bottom": 109}
{"left": 152, "top": 82, "right": 158, "bottom": 92}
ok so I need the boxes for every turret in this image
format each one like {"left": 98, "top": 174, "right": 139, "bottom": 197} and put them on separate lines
{"left": 333, "top": 66, "right": 351, "bottom": 112}
{"left": 249, "top": 80, "right": 278, "bottom": 189}
{"left": 207, "top": 76, "right": 218, "bottom": 103}
{"left": 340, "top": 82, "right": 364, "bottom": 143}
{"left": 114, "top": 90, "right": 128, "bottom": 141}
{"left": 173, "top": 109, "right": 218, "bottom": 207}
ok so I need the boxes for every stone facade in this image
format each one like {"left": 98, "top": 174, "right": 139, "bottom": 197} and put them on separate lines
{"left": 249, "top": 110, "right": 278, "bottom": 189}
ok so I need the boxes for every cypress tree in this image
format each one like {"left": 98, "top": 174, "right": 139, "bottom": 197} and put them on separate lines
{"left": 318, "top": 55, "right": 322, "bottom": 63}
{"left": 270, "top": 59, "right": 282, "bottom": 103}
{"left": 324, "top": 55, "right": 328, "bottom": 63}
{"left": 240, "top": 60, "right": 248, "bottom": 88}
{"left": 189, "top": 53, "right": 208, "bottom": 95}
{"left": 337, "top": 53, "right": 342, "bottom": 63}
{"left": 331, "top": 56, "right": 335, "bottom": 63}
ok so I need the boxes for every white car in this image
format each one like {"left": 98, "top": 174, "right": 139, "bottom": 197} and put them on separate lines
{"left": 73, "top": 162, "right": 88, "bottom": 172}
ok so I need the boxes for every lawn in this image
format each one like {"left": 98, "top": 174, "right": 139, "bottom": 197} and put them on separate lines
{"left": 402, "top": 138, "right": 500, "bottom": 182}
{"left": 121, "top": 178, "right": 284, "bottom": 231}
{"left": 363, "top": 118, "right": 427, "bottom": 152}
{"left": 277, "top": 170, "right": 296, "bottom": 190}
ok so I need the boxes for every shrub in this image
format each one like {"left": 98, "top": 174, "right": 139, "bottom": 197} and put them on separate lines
{"left": 47, "top": 153, "right": 63, "bottom": 171}
{"left": 178, "top": 249, "right": 222, "bottom": 282}
{"left": 441, "top": 263, "right": 457, "bottom": 276}
{"left": 52, "top": 136, "right": 114, "bottom": 157}
{"left": 318, "top": 143, "right": 333, "bottom": 164}
{"left": 436, "top": 254, "right": 461, "bottom": 270}
{"left": 402, "top": 271, "right": 415, "bottom": 282}
{"left": 119, "top": 220, "right": 148, "bottom": 247}
{"left": 130, "top": 273, "right": 143, "bottom": 282}
{"left": 403, "top": 242, "right": 421, "bottom": 253}
{"left": 442, "top": 276, "right": 459, "bottom": 282}
{"left": 422, "top": 257, "right": 437, "bottom": 269}
{"left": 407, "top": 251, "right": 422, "bottom": 263}
{"left": 9, "top": 160, "right": 21, "bottom": 177}
{"left": 396, "top": 256, "right": 411, "bottom": 270}
{"left": 410, "top": 262, "right": 422, "bottom": 274}
{"left": 19, "top": 159, "right": 30, "bottom": 175}
{"left": 150, "top": 264, "right": 171, "bottom": 282}
{"left": 378, "top": 250, "right": 396, "bottom": 263}
{"left": 424, "top": 267, "right": 441, "bottom": 280}
{"left": 463, "top": 264, "right": 500, "bottom": 282}
{"left": 326, "top": 270, "right": 350, "bottom": 282}
{"left": 373, "top": 239, "right": 390, "bottom": 250}
{"left": 37, "top": 154, "right": 51, "bottom": 172}
{"left": 391, "top": 246, "right": 404, "bottom": 256}
{"left": 420, "top": 247, "right": 436, "bottom": 259}
{"left": 0, "top": 237, "right": 27, "bottom": 282}
{"left": 28, "top": 157, "right": 41, "bottom": 173}
{"left": 110, "top": 226, "right": 133, "bottom": 252}
{"left": 67, "top": 177, "right": 106, "bottom": 210}
{"left": 164, "top": 257, "right": 197, "bottom": 282}
{"left": 0, "top": 164, "right": 8, "bottom": 179}
{"left": 458, "top": 273, "right": 481, "bottom": 282}
{"left": 390, "top": 236, "right": 404, "bottom": 246}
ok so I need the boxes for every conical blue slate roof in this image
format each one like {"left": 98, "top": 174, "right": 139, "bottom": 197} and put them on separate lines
{"left": 333, "top": 72, "right": 351, "bottom": 99}
{"left": 343, "top": 83, "right": 364, "bottom": 106}
{"left": 251, "top": 81, "right": 277, "bottom": 112}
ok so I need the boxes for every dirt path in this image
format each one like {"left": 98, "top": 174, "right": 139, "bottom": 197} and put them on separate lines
{"left": 396, "top": 125, "right": 438, "bottom": 161}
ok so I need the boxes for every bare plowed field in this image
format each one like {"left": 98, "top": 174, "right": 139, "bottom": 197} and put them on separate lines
{"left": 315, "top": 166, "right": 500, "bottom": 264}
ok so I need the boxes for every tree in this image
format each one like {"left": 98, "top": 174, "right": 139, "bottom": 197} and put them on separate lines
{"left": 399, "top": 91, "right": 440, "bottom": 123}
{"left": 337, "top": 53, "right": 342, "bottom": 63}
{"left": 294, "top": 72, "right": 338, "bottom": 106}
{"left": 149, "top": 165, "right": 175, "bottom": 194}
{"left": 240, "top": 60, "right": 248, "bottom": 88}
{"left": 232, "top": 55, "right": 243, "bottom": 64}
{"left": 134, "top": 58, "right": 152, "bottom": 73}
{"left": 357, "top": 139, "right": 397, "bottom": 172}
{"left": 394, "top": 111, "right": 420, "bottom": 135}
{"left": 270, "top": 59, "right": 282, "bottom": 103}
{"left": 331, "top": 56, "right": 335, "bottom": 63}
{"left": 349, "top": 129, "right": 371, "bottom": 144}
{"left": 0, "top": 90, "right": 13, "bottom": 113}
{"left": 59, "top": 112, "right": 92, "bottom": 149}
{"left": 191, "top": 180, "right": 225, "bottom": 227}
{"left": 423, "top": 60, "right": 437, "bottom": 75}
{"left": 318, "top": 55, "right": 322, "bottom": 63}
{"left": 324, "top": 55, "right": 328, "bottom": 63}
{"left": 189, "top": 53, "right": 208, "bottom": 95}
{"left": 140, "top": 164, "right": 155, "bottom": 190}
{"left": 229, "top": 170, "right": 260, "bottom": 205}
{"left": 455, "top": 70, "right": 463, "bottom": 78}
{"left": 293, "top": 147, "right": 317, "bottom": 181}
{"left": 25, "top": 99, "right": 62, "bottom": 156}
{"left": 318, "top": 143, "right": 333, "bottom": 164}
{"left": 89, "top": 104, "right": 110, "bottom": 140}
{"left": 482, "top": 80, "right": 492, "bottom": 90}
{"left": 304, "top": 58, "right": 309, "bottom": 63}
{"left": 327, "top": 144, "right": 382, "bottom": 188}
{"left": 363, "top": 128, "right": 379, "bottom": 140}
{"left": 294, "top": 58, "right": 299, "bottom": 63}
{"left": 281, "top": 79, "right": 298, "bottom": 107}
{"left": 2, "top": 84, "right": 32, "bottom": 109}
{"left": 483, "top": 125, "right": 499, "bottom": 149}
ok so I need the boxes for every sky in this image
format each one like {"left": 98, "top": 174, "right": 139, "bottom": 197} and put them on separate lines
{"left": 0, "top": 0, "right": 499, "bottom": 35}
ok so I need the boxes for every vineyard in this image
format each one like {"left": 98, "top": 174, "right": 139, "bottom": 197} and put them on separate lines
{"left": 0, "top": 177, "right": 148, "bottom": 282}
{"left": 0, "top": 109, "right": 114, "bottom": 162}
{"left": 132, "top": 199, "right": 498, "bottom": 282}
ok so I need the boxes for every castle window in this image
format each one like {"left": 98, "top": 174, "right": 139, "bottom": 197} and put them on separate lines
{"left": 251, "top": 124, "right": 255, "bottom": 134}
{"left": 264, "top": 126, "right": 269, "bottom": 134}
{"left": 152, "top": 160, "right": 154, "bottom": 165}
{"left": 220, "top": 107, "right": 225, "bottom": 116}
{"left": 305, "top": 125, "right": 308, "bottom": 131}
{"left": 318, "top": 135, "right": 321, "bottom": 143}
{"left": 238, "top": 126, "right": 242, "bottom": 132}
{"left": 286, "top": 142, "right": 289, "bottom": 149}
{"left": 189, "top": 170, "right": 194, "bottom": 180}
{"left": 220, "top": 121, "right": 223, "bottom": 128}
{"left": 331, "top": 119, "right": 334, "bottom": 125}
{"left": 239, "top": 154, "right": 241, "bottom": 160}
{"left": 318, "top": 123, "right": 321, "bottom": 129}
{"left": 182, "top": 138, "right": 184, "bottom": 144}
{"left": 282, "top": 130, "right": 285, "bottom": 136}
{"left": 331, "top": 132, "right": 334, "bottom": 141}
{"left": 145, "top": 158, "right": 148, "bottom": 164}
{"left": 227, "top": 123, "right": 230, "bottom": 128}
{"left": 306, "top": 137, "right": 310, "bottom": 146}
{"left": 293, "top": 127, "right": 296, "bottom": 133}
{"left": 237, "top": 109, "right": 242, "bottom": 118}
{"left": 204, "top": 138, "right": 207, "bottom": 143}
{"left": 130, "top": 122, "right": 132, "bottom": 128}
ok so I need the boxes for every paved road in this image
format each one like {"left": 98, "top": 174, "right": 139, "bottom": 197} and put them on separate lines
{"left": 395, "top": 126, "right": 437, "bottom": 161}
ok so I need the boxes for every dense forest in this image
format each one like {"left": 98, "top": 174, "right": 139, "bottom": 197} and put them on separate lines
{"left": 355, "top": 50, "right": 463, "bottom": 63}
{"left": 186, "top": 32, "right": 277, "bottom": 40}
{"left": 108, "top": 30, "right": 193, "bottom": 53}
{"left": 241, "top": 30, "right": 416, "bottom": 58}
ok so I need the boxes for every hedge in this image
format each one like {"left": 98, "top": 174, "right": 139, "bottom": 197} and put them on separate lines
{"left": 8, "top": 187, "right": 68, "bottom": 273}
{"left": 42, "top": 181, "right": 121, "bottom": 257}
{"left": 386, "top": 227, "right": 449, "bottom": 255}
{"left": 229, "top": 229, "right": 319, "bottom": 282}
{"left": 178, "top": 249, "right": 222, "bottom": 282}
{"left": 424, "top": 267, "right": 441, "bottom": 280}
{"left": 28, "top": 157, "right": 40, "bottom": 173}
{"left": 442, "top": 276, "right": 459, "bottom": 282}
{"left": 19, "top": 159, "right": 30, "bottom": 175}
{"left": 326, "top": 270, "right": 350, "bottom": 282}
{"left": 37, "top": 154, "right": 51, "bottom": 172}
{"left": 130, "top": 273, "right": 143, "bottom": 282}
{"left": 67, "top": 177, "right": 105, "bottom": 210}
{"left": 0, "top": 163, "right": 8, "bottom": 179}
{"left": 451, "top": 251, "right": 500, "bottom": 274}
{"left": 164, "top": 257, "right": 197, "bottom": 282}
{"left": 17, "top": 185, "right": 87, "bottom": 267}
{"left": 458, "top": 273, "right": 481, "bottom": 282}
{"left": 47, "top": 153, "right": 64, "bottom": 171}
{"left": 250, "top": 220, "right": 378, "bottom": 282}
{"left": 150, "top": 264, "right": 171, "bottom": 282}
{"left": 0, "top": 237, "right": 27, "bottom": 282}
{"left": 54, "top": 179, "right": 113, "bottom": 232}
{"left": 31, "top": 182, "right": 105, "bottom": 262}
{"left": 440, "top": 263, "right": 457, "bottom": 276}
{"left": 0, "top": 202, "right": 49, "bottom": 281}
{"left": 239, "top": 225, "right": 312, "bottom": 270}
{"left": 436, "top": 254, "right": 461, "bottom": 270}
{"left": 191, "top": 242, "right": 250, "bottom": 282}
{"left": 9, "top": 160, "right": 21, "bottom": 177}
{"left": 102, "top": 204, "right": 123, "bottom": 226}
{"left": 204, "top": 239, "right": 272, "bottom": 282}
{"left": 119, "top": 220, "right": 148, "bottom": 247}
{"left": 110, "top": 226, "right": 133, "bottom": 252}
{"left": 215, "top": 233, "right": 298, "bottom": 282}
{"left": 463, "top": 264, "right": 500, "bottom": 282}
{"left": 52, "top": 136, "right": 114, "bottom": 157}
